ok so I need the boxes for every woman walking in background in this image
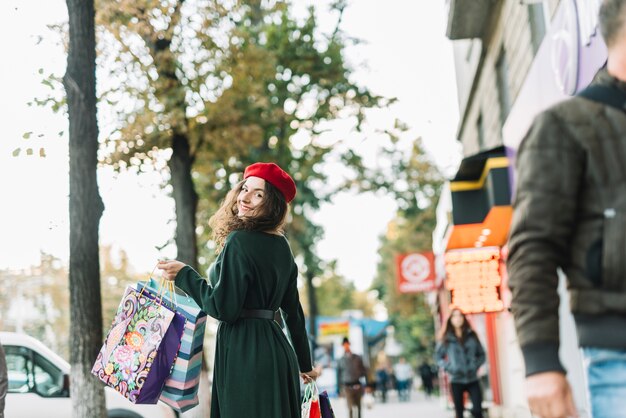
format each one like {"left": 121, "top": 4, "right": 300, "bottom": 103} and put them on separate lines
{"left": 436, "top": 308, "right": 486, "bottom": 418}
{"left": 158, "top": 162, "right": 318, "bottom": 418}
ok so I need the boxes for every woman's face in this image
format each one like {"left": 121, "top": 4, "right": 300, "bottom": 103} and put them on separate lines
{"left": 450, "top": 309, "right": 465, "bottom": 329}
{"left": 237, "top": 176, "right": 266, "bottom": 217}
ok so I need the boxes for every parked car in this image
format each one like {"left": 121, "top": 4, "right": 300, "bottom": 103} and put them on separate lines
{"left": 1, "top": 331, "right": 176, "bottom": 418}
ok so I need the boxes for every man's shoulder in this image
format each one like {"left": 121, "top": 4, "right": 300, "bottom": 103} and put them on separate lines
{"left": 539, "top": 84, "right": 616, "bottom": 129}
{"left": 519, "top": 97, "right": 597, "bottom": 153}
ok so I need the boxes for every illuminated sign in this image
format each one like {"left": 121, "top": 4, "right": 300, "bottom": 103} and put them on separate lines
{"left": 444, "top": 247, "right": 504, "bottom": 314}
{"left": 319, "top": 321, "right": 350, "bottom": 337}
{"left": 396, "top": 251, "right": 437, "bottom": 293}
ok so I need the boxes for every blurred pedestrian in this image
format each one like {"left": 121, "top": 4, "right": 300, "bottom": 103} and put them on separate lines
{"left": 507, "top": 2, "right": 626, "bottom": 417}
{"left": 0, "top": 341, "right": 6, "bottom": 418}
{"left": 436, "top": 309, "right": 485, "bottom": 418}
{"left": 374, "top": 364, "right": 389, "bottom": 403}
{"left": 418, "top": 359, "right": 436, "bottom": 398}
{"left": 158, "top": 162, "right": 318, "bottom": 418}
{"left": 393, "top": 357, "right": 413, "bottom": 402}
{"left": 337, "top": 337, "right": 368, "bottom": 418}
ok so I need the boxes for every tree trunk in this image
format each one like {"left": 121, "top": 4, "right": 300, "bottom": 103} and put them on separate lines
{"left": 64, "top": 0, "right": 106, "bottom": 417}
{"left": 169, "top": 133, "right": 212, "bottom": 418}
{"left": 169, "top": 133, "right": 199, "bottom": 269}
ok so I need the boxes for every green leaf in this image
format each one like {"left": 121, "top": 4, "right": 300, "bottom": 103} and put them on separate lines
{"left": 26, "top": 148, "right": 33, "bottom": 156}
{"left": 12, "top": 148, "right": 21, "bottom": 157}
{"left": 23, "top": 132, "right": 32, "bottom": 139}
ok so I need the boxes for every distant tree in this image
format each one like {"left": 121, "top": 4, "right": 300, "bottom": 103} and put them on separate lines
{"left": 302, "top": 261, "right": 376, "bottom": 318}
{"left": 94, "top": 0, "right": 387, "bottom": 353}
{"left": 0, "top": 255, "right": 70, "bottom": 359}
{"left": 64, "top": 0, "right": 106, "bottom": 415}
{"left": 99, "top": 246, "right": 147, "bottom": 329}
{"left": 369, "top": 133, "right": 443, "bottom": 362}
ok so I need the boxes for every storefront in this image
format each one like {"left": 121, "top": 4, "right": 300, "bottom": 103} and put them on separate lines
{"left": 433, "top": 146, "right": 512, "bottom": 410}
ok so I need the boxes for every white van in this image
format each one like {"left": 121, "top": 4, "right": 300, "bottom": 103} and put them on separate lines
{"left": 1, "top": 332, "right": 176, "bottom": 418}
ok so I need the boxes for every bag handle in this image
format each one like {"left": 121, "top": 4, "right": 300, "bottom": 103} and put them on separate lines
{"left": 137, "top": 263, "right": 178, "bottom": 307}
{"left": 303, "top": 382, "right": 319, "bottom": 402}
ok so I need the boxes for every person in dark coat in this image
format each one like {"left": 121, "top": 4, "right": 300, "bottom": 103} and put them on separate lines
{"left": 418, "top": 359, "right": 436, "bottom": 398}
{"left": 375, "top": 364, "right": 389, "bottom": 403}
{"left": 436, "top": 308, "right": 486, "bottom": 418}
{"left": 159, "top": 162, "right": 319, "bottom": 418}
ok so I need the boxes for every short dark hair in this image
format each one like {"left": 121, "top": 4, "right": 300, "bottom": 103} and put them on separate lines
{"left": 342, "top": 337, "right": 350, "bottom": 345}
{"left": 599, "top": 0, "right": 626, "bottom": 47}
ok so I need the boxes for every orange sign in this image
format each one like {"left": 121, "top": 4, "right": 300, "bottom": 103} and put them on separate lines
{"left": 396, "top": 252, "right": 436, "bottom": 293}
{"left": 444, "top": 247, "right": 504, "bottom": 313}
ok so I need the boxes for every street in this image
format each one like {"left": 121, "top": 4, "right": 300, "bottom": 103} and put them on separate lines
{"left": 331, "top": 390, "right": 450, "bottom": 418}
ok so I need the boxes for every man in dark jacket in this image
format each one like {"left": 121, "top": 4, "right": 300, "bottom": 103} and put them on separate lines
{"left": 337, "top": 337, "right": 368, "bottom": 418}
{"left": 507, "top": 1, "right": 626, "bottom": 417}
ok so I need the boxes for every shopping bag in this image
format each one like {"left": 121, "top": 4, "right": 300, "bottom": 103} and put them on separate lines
{"left": 319, "top": 389, "right": 336, "bottom": 418}
{"left": 301, "top": 382, "right": 321, "bottom": 418}
{"left": 363, "top": 391, "right": 375, "bottom": 409}
{"left": 91, "top": 284, "right": 185, "bottom": 404}
{"left": 137, "top": 278, "right": 207, "bottom": 412}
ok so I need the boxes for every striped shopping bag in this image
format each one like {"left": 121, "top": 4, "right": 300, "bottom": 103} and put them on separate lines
{"left": 137, "top": 278, "right": 208, "bottom": 412}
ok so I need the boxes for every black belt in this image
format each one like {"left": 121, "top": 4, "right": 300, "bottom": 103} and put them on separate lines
{"left": 239, "top": 309, "right": 277, "bottom": 320}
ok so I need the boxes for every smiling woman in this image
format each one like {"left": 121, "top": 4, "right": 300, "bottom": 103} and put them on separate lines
{"left": 205, "top": 162, "right": 295, "bottom": 251}
{"left": 156, "top": 162, "right": 319, "bottom": 418}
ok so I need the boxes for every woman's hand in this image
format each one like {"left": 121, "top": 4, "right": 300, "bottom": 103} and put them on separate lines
{"left": 157, "top": 260, "right": 186, "bottom": 281}
{"left": 300, "top": 367, "right": 320, "bottom": 384}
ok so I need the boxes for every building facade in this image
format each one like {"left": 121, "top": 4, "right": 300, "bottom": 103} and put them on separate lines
{"left": 435, "top": 1, "right": 607, "bottom": 417}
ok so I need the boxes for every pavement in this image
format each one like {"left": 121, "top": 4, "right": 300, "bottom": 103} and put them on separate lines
{"left": 330, "top": 390, "right": 451, "bottom": 418}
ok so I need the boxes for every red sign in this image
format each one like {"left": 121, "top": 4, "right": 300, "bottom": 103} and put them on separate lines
{"left": 396, "top": 252, "right": 436, "bottom": 293}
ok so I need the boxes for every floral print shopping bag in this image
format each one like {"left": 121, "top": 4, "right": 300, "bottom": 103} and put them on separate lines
{"left": 91, "top": 285, "right": 184, "bottom": 404}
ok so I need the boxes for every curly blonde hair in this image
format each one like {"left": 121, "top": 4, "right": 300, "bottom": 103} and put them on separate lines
{"left": 209, "top": 179, "right": 289, "bottom": 251}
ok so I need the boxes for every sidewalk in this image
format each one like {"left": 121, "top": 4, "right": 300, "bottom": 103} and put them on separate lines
{"left": 331, "top": 390, "right": 451, "bottom": 418}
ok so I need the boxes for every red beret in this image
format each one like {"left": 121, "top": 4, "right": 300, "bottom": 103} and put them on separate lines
{"left": 244, "top": 162, "right": 296, "bottom": 203}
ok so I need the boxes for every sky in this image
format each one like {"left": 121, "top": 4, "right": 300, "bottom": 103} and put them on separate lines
{"left": 0, "top": 0, "right": 460, "bottom": 291}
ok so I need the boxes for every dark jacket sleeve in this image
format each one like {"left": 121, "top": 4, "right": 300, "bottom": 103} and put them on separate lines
{"left": 174, "top": 232, "right": 250, "bottom": 323}
{"left": 435, "top": 341, "right": 448, "bottom": 371}
{"left": 358, "top": 355, "right": 368, "bottom": 383}
{"left": 507, "top": 109, "right": 585, "bottom": 376}
{"left": 473, "top": 335, "right": 486, "bottom": 370}
{"left": 280, "top": 262, "right": 313, "bottom": 373}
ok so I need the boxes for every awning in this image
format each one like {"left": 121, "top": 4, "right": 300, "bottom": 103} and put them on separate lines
{"left": 446, "top": 146, "right": 512, "bottom": 250}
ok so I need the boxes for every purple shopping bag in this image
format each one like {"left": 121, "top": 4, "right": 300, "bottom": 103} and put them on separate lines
{"left": 134, "top": 285, "right": 187, "bottom": 403}
{"left": 92, "top": 285, "right": 185, "bottom": 404}
{"left": 319, "top": 390, "right": 336, "bottom": 418}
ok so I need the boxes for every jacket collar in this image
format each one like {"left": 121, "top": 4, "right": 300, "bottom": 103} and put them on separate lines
{"left": 594, "top": 67, "right": 626, "bottom": 93}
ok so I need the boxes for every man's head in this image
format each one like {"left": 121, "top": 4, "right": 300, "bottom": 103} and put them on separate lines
{"left": 342, "top": 337, "right": 351, "bottom": 353}
{"left": 600, "top": 0, "right": 626, "bottom": 49}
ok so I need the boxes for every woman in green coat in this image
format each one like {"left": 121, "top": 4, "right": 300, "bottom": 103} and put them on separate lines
{"left": 158, "top": 162, "right": 318, "bottom": 418}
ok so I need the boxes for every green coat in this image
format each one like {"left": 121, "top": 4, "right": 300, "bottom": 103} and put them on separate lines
{"left": 174, "top": 230, "right": 312, "bottom": 418}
